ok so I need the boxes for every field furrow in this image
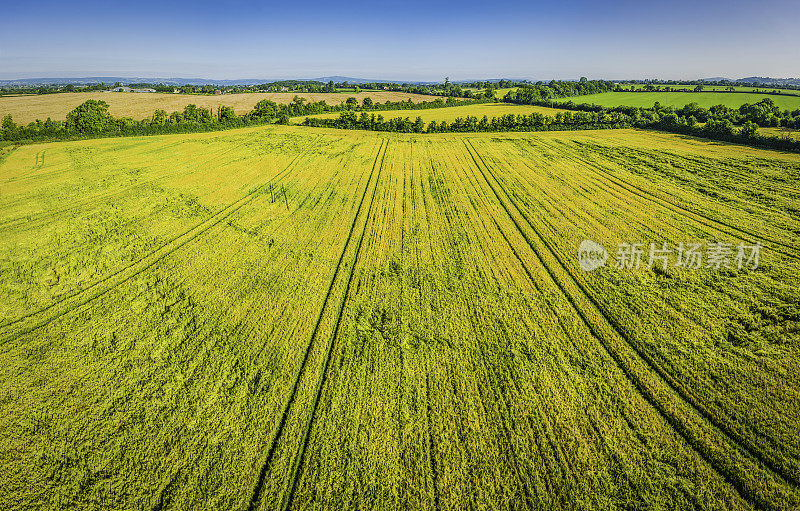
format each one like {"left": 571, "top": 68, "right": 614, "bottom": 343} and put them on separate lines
{"left": 1, "top": 126, "right": 798, "bottom": 510}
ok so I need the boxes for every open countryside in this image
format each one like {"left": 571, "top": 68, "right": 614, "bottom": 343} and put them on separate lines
{"left": 2, "top": 0, "right": 800, "bottom": 508}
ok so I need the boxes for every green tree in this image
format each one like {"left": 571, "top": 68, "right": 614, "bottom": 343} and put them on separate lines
{"left": 251, "top": 99, "right": 279, "bottom": 120}
{"left": 152, "top": 109, "right": 167, "bottom": 124}
{"left": 218, "top": 106, "right": 236, "bottom": 121}
{"left": 345, "top": 97, "right": 358, "bottom": 109}
{"left": 65, "top": 100, "right": 112, "bottom": 133}
{"left": 362, "top": 97, "right": 373, "bottom": 109}
{"left": 740, "top": 121, "right": 758, "bottom": 137}
{"left": 1, "top": 114, "right": 16, "bottom": 139}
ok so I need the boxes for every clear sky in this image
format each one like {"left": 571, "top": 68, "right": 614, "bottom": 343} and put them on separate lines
{"left": 1, "top": 0, "right": 798, "bottom": 81}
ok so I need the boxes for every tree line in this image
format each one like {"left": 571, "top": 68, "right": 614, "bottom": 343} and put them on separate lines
{"left": 4, "top": 90, "right": 798, "bottom": 153}
{"left": 0, "top": 95, "right": 482, "bottom": 143}
{"left": 300, "top": 100, "right": 800, "bottom": 153}
{"left": 543, "top": 97, "right": 800, "bottom": 129}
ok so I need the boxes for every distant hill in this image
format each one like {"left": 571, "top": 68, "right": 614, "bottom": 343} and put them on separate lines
{"left": 0, "top": 76, "right": 425, "bottom": 86}
{"left": 0, "top": 77, "right": 268, "bottom": 86}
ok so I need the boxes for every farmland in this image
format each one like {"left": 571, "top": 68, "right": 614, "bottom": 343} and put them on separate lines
{"left": 562, "top": 91, "right": 800, "bottom": 110}
{"left": 760, "top": 127, "right": 800, "bottom": 140}
{"left": 1, "top": 125, "right": 799, "bottom": 510}
{"left": 617, "top": 84, "right": 800, "bottom": 95}
{"left": 296, "top": 102, "right": 569, "bottom": 124}
{"left": 0, "top": 91, "right": 443, "bottom": 124}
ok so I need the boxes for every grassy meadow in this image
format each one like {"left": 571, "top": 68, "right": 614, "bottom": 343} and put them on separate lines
{"left": 296, "top": 102, "right": 569, "bottom": 124}
{"left": 563, "top": 91, "right": 800, "bottom": 110}
{"left": 617, "top": 83, "right": 800, "bottom": 95}
{"left": 1, "top": 124, "right": 799, "bottom": 510}
{"left": 760, "top": 127, "right": 800, "bottom": 140}
{"left": 0, "top": 91, "right": 443, "bottom": 124}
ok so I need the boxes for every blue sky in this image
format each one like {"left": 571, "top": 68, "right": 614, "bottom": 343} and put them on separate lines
{"left": 1, "top": 0, "right": 798, "bottom": 81}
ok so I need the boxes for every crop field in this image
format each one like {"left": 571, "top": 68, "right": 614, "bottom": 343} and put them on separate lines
{"left": 0, "top": 91, "right": 443, "bottom": 124}
{"left": 1, "top": 125, "right": 799, "bottom": 510}
{"left": 565, "top": 91, "right": 800, "bottom": 110}
{"left": 296, "top": 102, "right": 568, "bottom": 124}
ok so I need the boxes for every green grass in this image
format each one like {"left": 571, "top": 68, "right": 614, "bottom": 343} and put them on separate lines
{"left": 1, "top": 125, "right": 799, "bottom": 510}
{"left": 295, "top": 102, "right": 568, "bottom": 124}
{"left": 616, "top": 83, "right": 800, "bottom": 95}
{"left": 760, "top": 127, "right": 800, "bottom": 140}
{"left": 564, "top": 91, "right": 800, "bottom": 110}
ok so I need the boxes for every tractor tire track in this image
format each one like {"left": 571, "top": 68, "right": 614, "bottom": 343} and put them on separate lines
{"left": 0, "top": 137, "right": 271, "bottom": 231}
{"left": 483, "top": 139, "right": 800, "bottom": 473}
{"left": 0, "top": 136, "right": 326, "bottom": 330}
{"left": 565, "top": 145, "right": 800, "bottom": 259}
{"left": 279, "top": 139, "right": 387, "bottom": 511}
{"left": 0, "top": 145, "right": 314, "bottom": 344}
{"left": 245, "top": 138, "right": 386, "bottom": 511}
{"left": 463, "top": 138, "right": 799, "bottom": 511}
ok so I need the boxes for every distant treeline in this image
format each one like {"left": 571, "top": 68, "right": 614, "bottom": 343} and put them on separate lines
{"left": 503, "top": 79, "right": 617, "bottom": 102}
{"left": 540, "top": 96, "right": 800, "bottom": 129}
{"left": 611, "top": 83, "right": 800, "bottom": 96}
{"left": 0, "top": 95, "right": 480, "bottom": 143}
{"left": 302, "top": 98, "right": 800, "bottom": 153}
{"left": 618, "top": 79, "right": 800, "bottom": 91}
{"left": 6, "top": 77, "right": 800, "bottom": 98}
{"left": 303, "top": 109, "right": 630, "bottom": 133}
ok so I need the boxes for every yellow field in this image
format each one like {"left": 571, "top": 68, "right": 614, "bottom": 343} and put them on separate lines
{"left": 296, "top": 102, "right": 569, "bottom": 124}
{"left": 1, "top": 125, "right": 799, "bottom": 509}
{"left": 0, "top": 91, "right": 443, "bottom": 124}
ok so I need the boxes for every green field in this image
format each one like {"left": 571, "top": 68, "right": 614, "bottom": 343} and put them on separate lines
{"left": 617, "top": 84, "right": 800, "bottom": 95}
{"left": 1, "top": 125, "right": 799, "bottom": 510}
{"left": 296, "top": 102, "right": 568, "bottom": 124}
{"left": 564, "top": 91, "right": 800, "bottom": 110}
{"left": 760, "top": 127, "right": 800, "bottom": 140}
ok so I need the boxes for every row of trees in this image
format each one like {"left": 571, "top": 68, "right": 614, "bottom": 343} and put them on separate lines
{"left": 617, "top": 78, "right": 800, "bottom": 91}
{"left": 303, "top": 109, "right": 633, "bottom": 133}
{"left": 548, "top": 97, "right": 800, "bottom": 129}
{"left": 299, "top": 101, "right": 800, "bottom": 153}
{"left": 4, "top": 91, "right": 798, "bottom": 154}
{"left": 0, "top": 94, "right": 482, "bottom": 142}
{"left": 503, "top": 79, "right": 616, "bottom": 104}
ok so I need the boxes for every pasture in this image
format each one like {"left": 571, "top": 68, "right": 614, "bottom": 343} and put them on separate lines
{"left": 1, "top": 125, "right": 799, "bottom": 510}
{"left": 563, "top": 91, "right": 800, "bottom": 110}
{"left": 760, "top": 127, "right": 800, "bottom": 140}
{"left": 0, "top": 91, "right": 442, "bottom": 124}
{"left": 617, "top": 83, "right": 800, "bottom": 95}
{"left": 296, "top": 102, "right": 568, "bottom": 124}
